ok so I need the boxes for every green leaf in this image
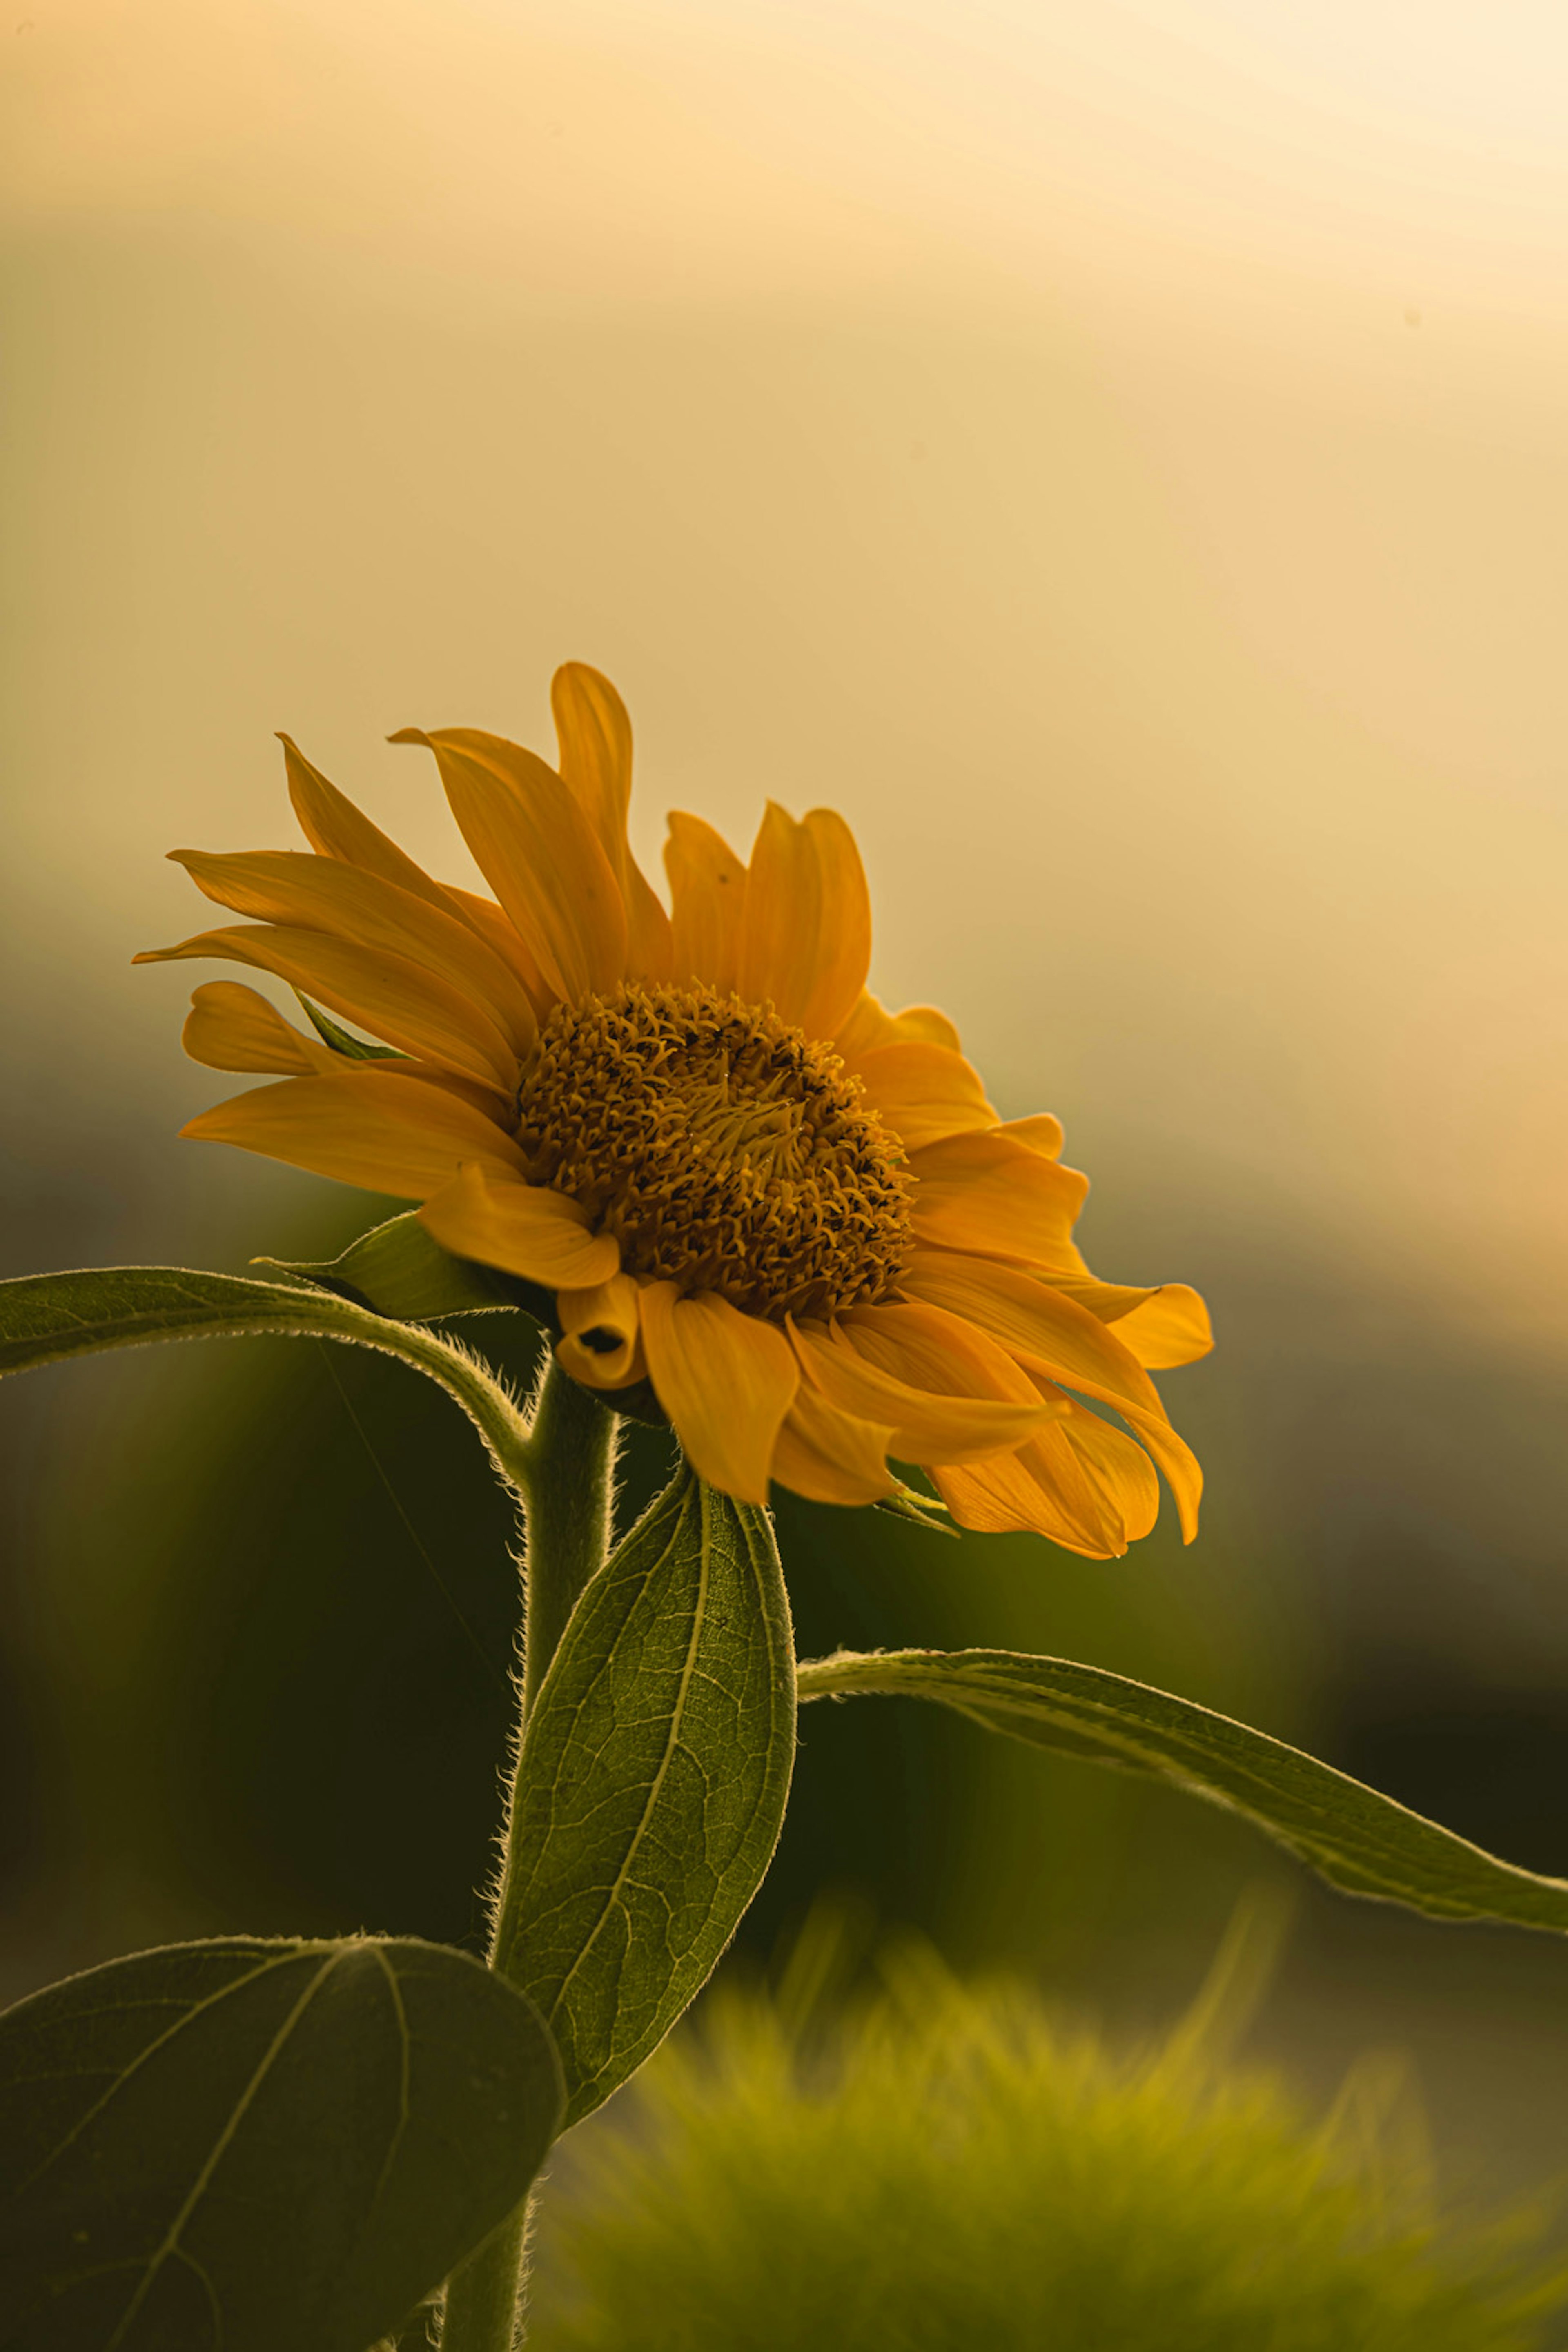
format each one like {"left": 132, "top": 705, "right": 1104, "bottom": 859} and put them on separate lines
{"left": 296, "top": 994, "right": 408, "bottom": 1060}
{"left": 259, "top": 1210, "right": 543, "bottom": 1324}
{"left": 497, "top": 1471, "right": 796, "bottom": 2125}
{"left": 0, "top": 1934, "right": 563, "bottom": 2352}
{"left": 0, "top": 1263, "right": 392, "bottom": 1379}
{"left": 0, "top": 1264, "right": 536, "bottom": 1492}
{"left": 797, "top": 1648, "right": 1568, "bottom": 1932}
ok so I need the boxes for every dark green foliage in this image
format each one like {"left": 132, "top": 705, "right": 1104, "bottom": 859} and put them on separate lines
{"left": 0, "top": 1935, "right": 562, "bottom": 2352}
{"left": 499, "top": 1472, "right": 796, "bottom": 2125}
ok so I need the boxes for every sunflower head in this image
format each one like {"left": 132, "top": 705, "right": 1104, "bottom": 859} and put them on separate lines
{"left": 139, "top": 661, "right": 1212, "bottom": 1547}
{"left": 518, "top": 981, "right": 913, "bottom": 1320}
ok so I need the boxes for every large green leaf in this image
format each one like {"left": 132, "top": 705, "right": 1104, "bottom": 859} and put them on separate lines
{"left": 0, "top": 1265, "right": 535, "bottom": 1490}
{"left": 0, "top": 1263, "right": 426, "bottom": 1378}
{"left": 496, "top": 1471, "right": 796, "bottom": 2125}
{"left": 0, "top": 1934, "right": 563, "bottom": 2352}
{"left": 797, "top": 1647, "right": 1568, "bottom": 1931}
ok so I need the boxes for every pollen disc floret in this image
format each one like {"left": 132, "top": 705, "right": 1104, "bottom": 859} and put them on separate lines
{"left": 516, "top": 982, "right": 914, "bottom": 1319}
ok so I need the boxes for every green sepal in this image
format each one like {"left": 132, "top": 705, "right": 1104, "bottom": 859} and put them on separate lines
{"left": 497, "top": 1469, "right": 796, "bottom": 2125}
{"left": 870, "top": 1487, "right": 958, "bottom": 1536}
{"left": 295, "top": 993, "right": 407, "bottom": 1060}
{"left": 0, "top": 1934, "right": 563, "bottom": 2352}
{"left": 797, "top": 1646, "right": 1568, "bottom": 1933}
{"left": 259, "top": 1209, "right": 546, "bottom": 1325}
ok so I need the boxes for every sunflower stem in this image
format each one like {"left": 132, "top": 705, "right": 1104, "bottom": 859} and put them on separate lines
{"left": 442, "top": 1357, "right": 620, "bottom": 2352}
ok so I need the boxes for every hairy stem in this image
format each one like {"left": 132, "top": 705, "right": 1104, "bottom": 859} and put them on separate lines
{"left": 515, "top": 1361, "right": 621, "bottom": 1720}
{"left": 442, "top": 1358, "right": 619, "bottom": 2352}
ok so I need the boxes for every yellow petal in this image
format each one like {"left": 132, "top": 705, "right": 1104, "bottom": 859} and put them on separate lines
{"left": 909, "top": 1130, "right": 1089, "bottom": 1265}
{"left": 181, "top": 982, "right": 337, "bottom": 1076}
{"left": 1052, "top": 1405, "right": 1162, "bottom": 1543}
{"left": 932, "top": 1412, "right": 1138, "bottom": 1557}
{"left": 170, "top": 849, "right": 538, "bottom": 1054}
{"left": 840, "top": 1299, "right": 1045, "bottom": 1405}
{"left": 930, "top": 1443, "right": 1103, "bottom": 1549}
{"left": 850, "top": 1041, "right": 997, "bottom": 1151}
{"left": 902, "top": 1251, "right": 1165, "bottom": 1419}
{"left": 902, "top": 1251, "right": 1201, "bottom": 1539}
{"left": 392, "top": 726, "right": 627, "bottom": 1002}
{"left": 737, "top": 801, "right": 871, "bottom": 1039}
{"left": 443, "top": 884, "right": 552, "bottom": 1011}
{"left": 551, "top": 661, "right": 633, "bottom": 846}
{"left": 995, "top": 1112, "right": 1065, "bottom": 1160}
{"left": 551, "top": 662, "right": 672, "bottom": 982}
{"left": 420, "top": 1164, "right": 620, "bottom": 1288}
{"left": 1103, "top": 1283, "right": 1214, "bottom": 1370}
{"left": 790, "top": 1312, "right": 1054, "bottom": 1465}
{"left": 639, "top": 1284, "right": 799, "bottom": 1504}
{"left": 834, "top": 993, "right": 963, "bottom": 1058}
{"left": 136, "top": 924, "right": 519, "bottom": 1095}
{"left": 770, "top": 1381, "right": 898, "bottom": 1507}
{"left": 280, "top": 735, "right": 455, "bottom": 913}
{"left": 181, "top": 1071, "right": 525, "bottom": 1198}
{"left": 664, "top": 812, "right": 748, "bottom": 992}
{"left": 556, "top": 1272, "right": 646, "bottom": 1390}
{"left": 833, "top": 992, "right": 899, "bottom": 1057}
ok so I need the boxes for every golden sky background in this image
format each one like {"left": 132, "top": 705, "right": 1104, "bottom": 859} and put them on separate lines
{"left": 4, "top": 0, "right": 1566, "bottom": 1345}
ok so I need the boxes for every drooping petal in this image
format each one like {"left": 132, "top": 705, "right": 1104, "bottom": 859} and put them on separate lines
{"left": 790, "top": 1314, "right": 1056, "bottom": 1465}
{"left": 279, "top": 736, "right": 454, "bottom": 913}
{"left": 551, "top": 662, "right": 672, "bottom": 982}
{"left": 769, "top": 1379, "right": 898, "bottom": 1507}
{"left": 901, "top": 1251, "right": 1202, "bottom": 1539}
{"left": 181, "top": 1071, "right": 525, "bottom": 1198}
{"left": 839, "top": 1300, "right": 1046, "bottom": 1408}
{"left": 909, "top": 1130, "right": 1089, "bottom": 1265}
{"left": 850, "top": 1041, "right": 997, "bottom": 1151}
{"left": 1053, "top": 1404, "right": 1162, "bottom": 1542}
{"left": 136, "top": 924, "right": 519, "bottom": 1095}
{"left": 391, "top": 726, "right": 627, "bottom": 1002}
{"left": 169, "top": 849, "right": 538, "bottom": 1054}
{"left": 931, "top": 1406, "right": 1145, "bottom": 1557}
{"left": 901, "top": 1251, "right": 1166, "bottom": 1420}
{"left": 556, "top": 1272, "right": 646, "bottom": 1390}
{"left": 1101, "top": 1283, "right": 1214, "bottom": 1370}
{"left": 931, "top": 1437, "right": 1112, "bottom": 1552}
{"left": 181, "top": 982, "right": 337, "bottom": 1076}
{"left": 639, "top": 1284, "right": 799, "bottom": 1504}
{"left": 664, "top": 812, "right": 748, "bottom": 993}
{"left": 420, "top": 1163, "right": 620, "bottom": 1288}
{"left": 737, "top": 802, "right": 871, "bottom": 1041}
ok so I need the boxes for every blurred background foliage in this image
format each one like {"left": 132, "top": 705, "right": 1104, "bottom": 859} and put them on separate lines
{"left": 4, "top": 0, "right": 1568, "bottom": 2229}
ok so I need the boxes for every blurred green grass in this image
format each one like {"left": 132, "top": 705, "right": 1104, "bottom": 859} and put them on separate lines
{"left": 523, "top": 1911, "right": 1568, "bottom": 2351}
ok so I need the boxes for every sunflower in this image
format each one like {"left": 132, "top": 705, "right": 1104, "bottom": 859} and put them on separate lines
{"left": 138, "top": 663, "right": 1210, "bottom": 1552}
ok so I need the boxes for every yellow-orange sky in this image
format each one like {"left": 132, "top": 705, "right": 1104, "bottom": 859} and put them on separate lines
{"left": 3, "top": 0, "right": 1566, "bottom": 1345}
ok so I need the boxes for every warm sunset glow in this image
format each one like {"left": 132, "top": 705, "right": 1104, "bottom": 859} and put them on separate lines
{"left": 4, "top": 0, "right": 1566, "bottom": 1341}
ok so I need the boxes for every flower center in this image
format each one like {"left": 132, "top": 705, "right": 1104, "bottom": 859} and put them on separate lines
{"left": 516, "top": 982, "right": 915, "bottom": 1318}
